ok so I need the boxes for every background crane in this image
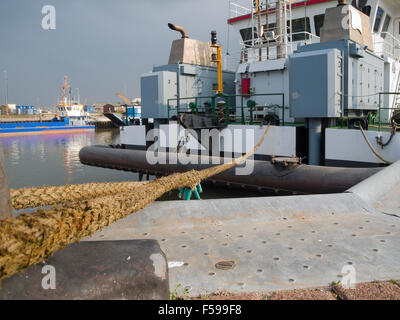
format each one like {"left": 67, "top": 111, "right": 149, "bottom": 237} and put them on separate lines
{"left": 116, "top": 92, "right": 132, "bottom": 105}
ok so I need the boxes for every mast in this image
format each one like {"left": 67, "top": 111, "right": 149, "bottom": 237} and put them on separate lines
{"left": 4, "top": 70, "right": 8, "bottom": 105}
{"left": 62, "top": 76, "right": 70, "bottom": 107}
{"left": 266, "top": 0, "right": 269, "bottom": 60}
{"left": 254, "top": 0, "right": 263, "bottom": 61}
{"left": 276, "top": 0, "right": 284, "bottom": 59}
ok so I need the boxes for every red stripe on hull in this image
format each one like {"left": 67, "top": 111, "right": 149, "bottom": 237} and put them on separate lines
{"left": 228, "top": 0, "right": 335, "bottom": 24}
{"left": 0, "top": 128, "right": 95, "bottom": 137}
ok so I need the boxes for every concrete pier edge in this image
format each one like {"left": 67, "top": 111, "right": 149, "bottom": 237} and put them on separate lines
{"left": 0, "top": 240, "right": 170, "bottom": 300}
{"left": 347, "top": 160, "right": 400, "bottom": 206}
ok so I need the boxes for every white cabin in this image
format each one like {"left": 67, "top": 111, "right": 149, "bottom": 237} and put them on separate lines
{"left": 228, "top": 0, "right": 400, "bottom": 122}
{"left": 57, "top": 104, "right": 85, "bottom": 118}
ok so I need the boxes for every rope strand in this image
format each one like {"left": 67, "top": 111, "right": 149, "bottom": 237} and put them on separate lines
{"left": 0, "top": 125, "right": 270, "bottom": 282}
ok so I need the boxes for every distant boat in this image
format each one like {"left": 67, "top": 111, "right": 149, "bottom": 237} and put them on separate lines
{"left": 56, "top": 77, "right": 86, "bottom": 118}
{"left": 0, "top": 77, "right": 94, "bottom": 136}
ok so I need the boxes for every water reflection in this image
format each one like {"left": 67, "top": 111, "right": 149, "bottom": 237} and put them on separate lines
{"left": 1, "top": 129, "right": 138, "bottom": 189}
{"left": 1, "top": 129, "right": 274, "bottom": 199}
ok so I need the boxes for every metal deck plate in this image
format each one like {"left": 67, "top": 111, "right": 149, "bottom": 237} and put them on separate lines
{"left": 85, "top": 193, "right": 400, "bottom": 296}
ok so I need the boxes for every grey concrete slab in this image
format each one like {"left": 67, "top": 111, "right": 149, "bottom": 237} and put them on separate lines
{"left": 373, "top": 184, "right": 400, "bottom": 217}
{"left": 84, "top": 192, "right": 400, "bottom": 297}
{"left": 0, "top": 240, "right": 169, "bottom": 300}
{"left": 348, "top": 160, "right": 400, "bottom": 207}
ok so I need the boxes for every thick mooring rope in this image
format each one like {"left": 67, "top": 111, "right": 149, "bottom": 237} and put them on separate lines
{"left": 358, "top": 125, "right": 392, "bottom": 165}
{"left": 10, "top": 181, "right": 149, "bottom": 210}
{"left": 0, "top": 125, "right": 270, "bottom": 281}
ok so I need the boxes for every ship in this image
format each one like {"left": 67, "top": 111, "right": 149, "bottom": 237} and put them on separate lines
{"left": 0, "top": 77, "right": 95, "bottom": 136}
{"left": 2, "top": 0, "right": 400, "bottom": 299}
{"left": 57, "top": 76, "right": 86, "bottom": 118}
{"left": 80, "top": 0, "right": 400, "bottom": 194}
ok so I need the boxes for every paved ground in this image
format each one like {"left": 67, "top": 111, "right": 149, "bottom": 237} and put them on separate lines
{"left": 86, "top": 192, "right": 400, "bottom": 297}
{"left": 188, "top": 280, "right": 400, "bottom": 300}
{"left": 0, "top": 115, "right": 54, "bottom": 122}
{"left": 84, "top": 162, "right": 400, "bottom": 298}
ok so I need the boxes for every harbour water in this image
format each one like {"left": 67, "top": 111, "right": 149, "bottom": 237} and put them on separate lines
{"left": 1, "top": 129, "right": 273, "bottom": 199}
{"left": 1, "top": 129, "right": 138, "bottom": 189}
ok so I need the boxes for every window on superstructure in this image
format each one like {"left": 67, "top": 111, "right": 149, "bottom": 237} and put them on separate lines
{"left": 239, "top": 27, "right": 257, "bottom": 47}
{"left": 361, "top": 6, "right": 371, "bottom": 16}
{"left": 291, "top": 18, "right": 311, "bottom": 41}
{"left": 373, "top": 7, "right": 384, "bottom": 32}
{"left": 351, "top": 0, "right": 368, "bottom": 11}
{"left": 350, "top": 0, "right": 371, "bottom": 16}
{"left": 381, "top": 14, "right": 391, "bottom": 39}
{"left": 313, "top": 14, "right": 325, "bottom": 37}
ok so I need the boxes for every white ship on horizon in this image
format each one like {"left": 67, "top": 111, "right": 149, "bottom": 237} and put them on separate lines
{"left": 56, "top": 77, "right": 85, "bottom": 118}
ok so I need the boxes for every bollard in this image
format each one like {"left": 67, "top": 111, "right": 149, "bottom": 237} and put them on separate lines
{"left": 179, "top": 184, "right": 202, "bottom": 200}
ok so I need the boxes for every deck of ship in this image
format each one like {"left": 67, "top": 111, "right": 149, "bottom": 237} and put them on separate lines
{"left": 84, "top": 162, "right": 400, "bottom": 296}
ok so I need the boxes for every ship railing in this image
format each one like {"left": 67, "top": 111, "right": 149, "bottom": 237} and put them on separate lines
{"left": 239, "top": 32, "right": 319, "bottom": 62}
{"left": 229, "top": 0, "right": 299, "bottom": 19}
{"left": 374, "top": 32, "right": 400, "bottom": 61}
{"left": 229, "top": 1, "right": 252, "bottom": 19}
{"left": 291, "top": 31, "right": 320, "bottom": 45}
{"left": 167, "top": 93, "right": 286, "bottom": 126}
{"left": 376, "top": 92, "right": 400, "bottom": 129}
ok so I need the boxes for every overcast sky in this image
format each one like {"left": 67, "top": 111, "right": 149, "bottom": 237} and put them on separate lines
{"left": 0, "top": 0, "right": 241, "bottom": 108}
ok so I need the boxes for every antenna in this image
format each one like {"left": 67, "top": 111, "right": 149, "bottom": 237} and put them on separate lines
{"left": 4, "top": 70, "right": 8, "bottom": 105}
{"left": 62, "top": 76, "right": 70, "bottom": 106}
{"left": 76, "top": 88, "right": 80, "bottom": 104}
{"left": 226, "top": 0, "right": 231, "bottom": 56}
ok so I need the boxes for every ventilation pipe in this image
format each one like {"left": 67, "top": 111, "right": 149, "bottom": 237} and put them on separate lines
{"left": 168, "top": 23, "right": 189, "bottom": 38}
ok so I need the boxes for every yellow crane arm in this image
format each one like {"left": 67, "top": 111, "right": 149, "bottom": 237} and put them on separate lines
{"left": 116, "top": 92, "right": 131, "bottom": 104}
